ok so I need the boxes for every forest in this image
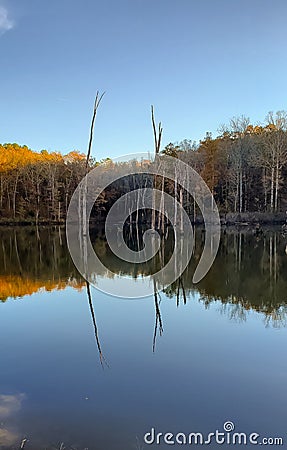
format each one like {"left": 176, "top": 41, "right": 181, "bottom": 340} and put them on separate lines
{"left": 1, "top": 110, "right": 287, "bottom": 224}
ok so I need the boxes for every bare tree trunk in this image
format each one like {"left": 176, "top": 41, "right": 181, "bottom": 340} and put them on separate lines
{"left": 151, "top": 105, "right": 163, "bottom": 155}
{"left": 275, "top": 158, "right": 279, "bottom": 212}
{"left": 174, "top": 166, "right": 178, "bottom": 226}
{"left": 136, "top": 187, "right": 141, "bottom": 250}
{"left": 179, "top": 187, "right": 183, "bottom": 233}
{"left": 235, "top": 172, "right": 239, "bottom": 213}
{"left": 244, "top": 177, "right": 248, "bottom": 212}
{"left": 151, "top": 196, "right": 156, "bottom": 229}
{"left": 36, "top": 178, "right": 40, "bottom": 226}
{"left": 160, "top": 175, "right": 165, "bottom": 233}
{"left": 129, "top": 205, "right": 133, "bottom": 237}
{"left": 239, "top": 167, "right": 243, "bottom": 213}
{"left": 6, "top": 184, "right": 11, "bottom": 213}
{"left": 274, "top": 232, "right": 277, "bottom": 283}
{"left": 136, "top": 186, "right": 140, "bottom": 227}
{"left": 270, "top": 166, "right": 274, "bottom": 212}
{"left": 82, "top": 91, "right": 105, "bottom": 237}
{"left": 151, "top": 105, "right": 163, "bottom": 229}
{"left": 13, "top": 172, "right": 19, "bottom": 219}
{"left": 0, "top": 174, "right": 3, "bottom": 208}
{"left": 263, "top": 168, "right": 267, "bottom": 211}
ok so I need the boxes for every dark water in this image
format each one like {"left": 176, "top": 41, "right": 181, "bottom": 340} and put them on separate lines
{"left": 0, "top": 226, "right": 287, "bottom": 449}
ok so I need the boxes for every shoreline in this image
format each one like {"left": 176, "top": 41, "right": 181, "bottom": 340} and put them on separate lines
{"left": 0, "top": 212, "right": 286, "bottom": 228}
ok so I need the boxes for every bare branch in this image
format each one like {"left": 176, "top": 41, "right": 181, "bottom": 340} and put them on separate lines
{"left": 86, "top": 91, "right": 105, "bottom": 169}
{"left": 151, "top": 105, "right": 163, "bottom": 154}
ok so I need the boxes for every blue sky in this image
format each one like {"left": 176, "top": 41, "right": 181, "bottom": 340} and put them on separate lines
{"left": 1, "top": 0, "right": 287, "bottom": 160}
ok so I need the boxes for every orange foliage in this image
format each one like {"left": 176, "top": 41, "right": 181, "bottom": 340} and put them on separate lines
{"left": 0, "top": 275, "right": 85, "bottom": 302}
{"left": 64, "top": 150, "right": 86, "bottom": 162}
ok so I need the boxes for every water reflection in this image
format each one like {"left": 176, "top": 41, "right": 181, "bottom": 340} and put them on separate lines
{"left": 1, "top": 226, "right": 287, "bottom": 327}
{"left": 0, "top": 393, "right": 26, "bottom": 448}
{"left": 0, "top": 227, "right": 85, "bottom": 302}
{"left": 152, "top": 278, "right": 163, "bottom": 353}
{"left": 86, "top": 281, "right": 109, "bottom": 367}
{"left": 1, "top": 226, "right": 287, "bottom": 449}
{"left": 193, "top": 228, "right": 287, "bottom": 327}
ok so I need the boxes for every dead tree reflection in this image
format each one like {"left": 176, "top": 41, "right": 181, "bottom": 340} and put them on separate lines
{"left": 152, "top": 279, "right": 163, "bottom": 353}
{"left": 86, "top": 281, "right": 109, "bottom": 368}
{"left": 176, "top": 276, "right": 187, "bottom": 306}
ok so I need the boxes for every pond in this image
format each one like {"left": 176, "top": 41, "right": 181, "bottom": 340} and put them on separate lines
{"left": 0, "top": 226, "right": 287, "bottom": 449}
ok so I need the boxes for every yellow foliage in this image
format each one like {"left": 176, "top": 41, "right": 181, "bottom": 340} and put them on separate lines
{"left": 0, "top": 143, "right": 67, "bottom": 173}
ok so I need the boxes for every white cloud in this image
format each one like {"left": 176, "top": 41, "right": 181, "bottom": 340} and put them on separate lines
{"left": 0, "top": 5, "right": 14, "bottom": 34}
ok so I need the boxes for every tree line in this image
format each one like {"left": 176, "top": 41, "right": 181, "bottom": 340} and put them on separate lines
{"left": 0, "top": 144, "right": 87, "bottom": 223}
{"left": 1, "top": 110, "right": 287, "bottom": 224}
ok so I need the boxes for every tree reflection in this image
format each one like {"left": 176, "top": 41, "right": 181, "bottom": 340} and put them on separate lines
{"left": 86, "top": 281, "right": 108, "bottom": 368}
{"left": 0, "top": 227, "right": 84, "bottom": 302}
{"left": 152, "top": 279, "right": 163, "bottom": 353}
{"left": 1, "top": 226, "right": 287, "bottom": 329}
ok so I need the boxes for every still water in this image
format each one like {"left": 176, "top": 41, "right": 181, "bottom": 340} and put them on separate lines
{"left": 0, "top": 226, "right": 287, "bottom": 449}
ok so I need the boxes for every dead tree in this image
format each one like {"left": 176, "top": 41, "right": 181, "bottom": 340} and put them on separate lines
{"left": 151, "top": 105, "right": 163, "bottom": 155}
{"left": 82, "top": 91, "right": 105, "bottom": 238}
{"left": 151, "top": 105, "right": 163, "bottom": 230}
{"left": 82, "top": 92, "right": 107, "bottom": 367}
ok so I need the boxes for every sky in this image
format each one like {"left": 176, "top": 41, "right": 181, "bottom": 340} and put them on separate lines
{"left": 1, "top": 0, "right": 287, "bottom": 160}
